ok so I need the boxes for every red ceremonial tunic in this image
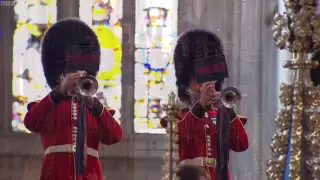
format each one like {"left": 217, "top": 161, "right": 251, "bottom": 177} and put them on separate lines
{"left": 24, "top": 88, "right": 123, "bottom": 180}
{"left": 161, "top": 101, "right": 249, "bottom": 180}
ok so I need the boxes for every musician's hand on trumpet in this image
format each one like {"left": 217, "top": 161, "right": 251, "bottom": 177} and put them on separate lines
{"left": 198, "top": 81, "right": 241, "bottom": 110}
{"left": 59, "top": 71, "right": 98, "bottom": 105}
{"left": 199, "top": 81, "right": 221, "bottom": 109}
{"left": 59, "top": 71, "right": 86, "bottom": 96}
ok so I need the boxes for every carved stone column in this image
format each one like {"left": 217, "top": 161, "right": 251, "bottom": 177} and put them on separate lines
{"left": 229, "top": 0, "right": 278, "bottom": 179}
{"left": 0, "top": 4, "right": 14, "bottom": 132}
{"left": 258, "top": 1, "right": 279, "bottom": 180}
{"left": 120, "top": 0, "right": 135, "bottom": 179}
{"left": 57, "top": 0, "right": 79, "bottom": 19}
{"left": 227, "top": 1, "right": 260, "bottom": 179}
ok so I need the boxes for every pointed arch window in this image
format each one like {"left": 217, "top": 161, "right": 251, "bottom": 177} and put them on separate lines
{"left": 12, "top": 0, "right": 179, "bottom": 134}
{"left": 12, "top": 0, "right": 57, "bottom": 133}
{"left": 134, "top": 0, "right": 178, "bottom": 133}
{"left": 79, "top": 0, "right": 179, "bottom": 134}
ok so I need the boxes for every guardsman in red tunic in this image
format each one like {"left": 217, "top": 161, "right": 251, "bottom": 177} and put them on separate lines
{"left": 23, "top": 18, "right": 123, "bottom": 180}
{"left": 161, "top": 29, "right": 249, "bottom": 180}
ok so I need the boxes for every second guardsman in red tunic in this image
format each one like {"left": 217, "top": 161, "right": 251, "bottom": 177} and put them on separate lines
{"left": 23, "top": 18, "right": 123, "bottom": 180}
{"left": 161, "top": 29, "right": 249, "bottom": 180}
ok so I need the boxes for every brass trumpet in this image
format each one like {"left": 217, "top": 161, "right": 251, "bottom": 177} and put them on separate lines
{"left": 220, "top": 87, "right": 241, "bottom": 108}
{"left": 76, "top": 75, "right": 98, "bottom": 96}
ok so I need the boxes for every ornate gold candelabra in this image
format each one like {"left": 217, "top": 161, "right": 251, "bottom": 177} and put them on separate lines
{"left": 162, "top": 92, "right": 184, "bottom": 180}
{"left": 13, "top": 94, "right": 28, "bottom": 105}
{"left": 267, "top": 1, "right": 320, "bottom": 179}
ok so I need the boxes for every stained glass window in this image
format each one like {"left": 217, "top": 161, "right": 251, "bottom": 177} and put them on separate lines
{"left": 79, "top": 0, "right": 123, "bottom": 124}
{"left": 12, "top": 0, "right": 57, "bottom": 133}
{"left": 134, "top": 0, "right": 178, "bottom": 133}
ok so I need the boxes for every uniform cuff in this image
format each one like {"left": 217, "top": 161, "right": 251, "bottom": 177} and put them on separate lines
{"left": 90, "top": 97, "right": 104, "bottom": 118}
{"left": 190, "top": 101, "right": 206, "bottom": 119}
{"left": 49, "top": 86, "right": 66, "bottom": 104}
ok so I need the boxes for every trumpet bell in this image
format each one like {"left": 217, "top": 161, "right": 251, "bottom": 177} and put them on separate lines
{"left": 220, "top": 87, "right": 241, "bottom": 108}
{"left": 77, "top": 75, "right": 98, "bottom": 96}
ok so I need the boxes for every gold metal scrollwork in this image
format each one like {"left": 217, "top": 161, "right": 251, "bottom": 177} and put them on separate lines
{"left": 162, "top": 92, "right": 184, "bottom": 180}
{"left": 267, "top": 1, "right": 320, "bottom": 179}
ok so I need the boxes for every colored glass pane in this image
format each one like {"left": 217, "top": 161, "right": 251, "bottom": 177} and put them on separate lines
{"left": 134, "top": 0, "right": 178, "bottom": 133}
{"left": 80, "top": 0, "right": 123, "bottom": 123}
{"left": 12, "top": 0, "right": 57, "bottom": 133}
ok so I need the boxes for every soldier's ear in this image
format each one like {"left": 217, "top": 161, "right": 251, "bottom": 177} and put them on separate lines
{"left": 56, "top": 73, "right": 65, "bottom": 83}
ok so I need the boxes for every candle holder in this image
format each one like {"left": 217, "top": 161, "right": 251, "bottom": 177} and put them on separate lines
{"left": 13, "top": 94, "right": 28, "bottom": 105}
{"left": 267, "top": 1, "right": 320, "bottom": 179}
{"left": 162, "top": 92, "right": 184, "bottom": 180}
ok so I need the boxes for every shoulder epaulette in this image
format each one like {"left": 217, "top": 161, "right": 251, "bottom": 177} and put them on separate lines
{"left": 238, "top": 115, "right": 248, "bottom": 125}
{"left": 105, "top": 106, "right": 115, "bottom": 116}
{"left": 27, "top": 100, "right": 40, "bottom": 111}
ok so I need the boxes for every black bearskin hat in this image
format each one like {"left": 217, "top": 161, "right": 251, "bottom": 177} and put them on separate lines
{"left": 41, "top": 17, "right": 100, "bottom": 89}
{"left": 311, "top": 52, "right": 320, "bottom": 86}
{"left": 174, "top": 29, "right": 224, "bottom": 104}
